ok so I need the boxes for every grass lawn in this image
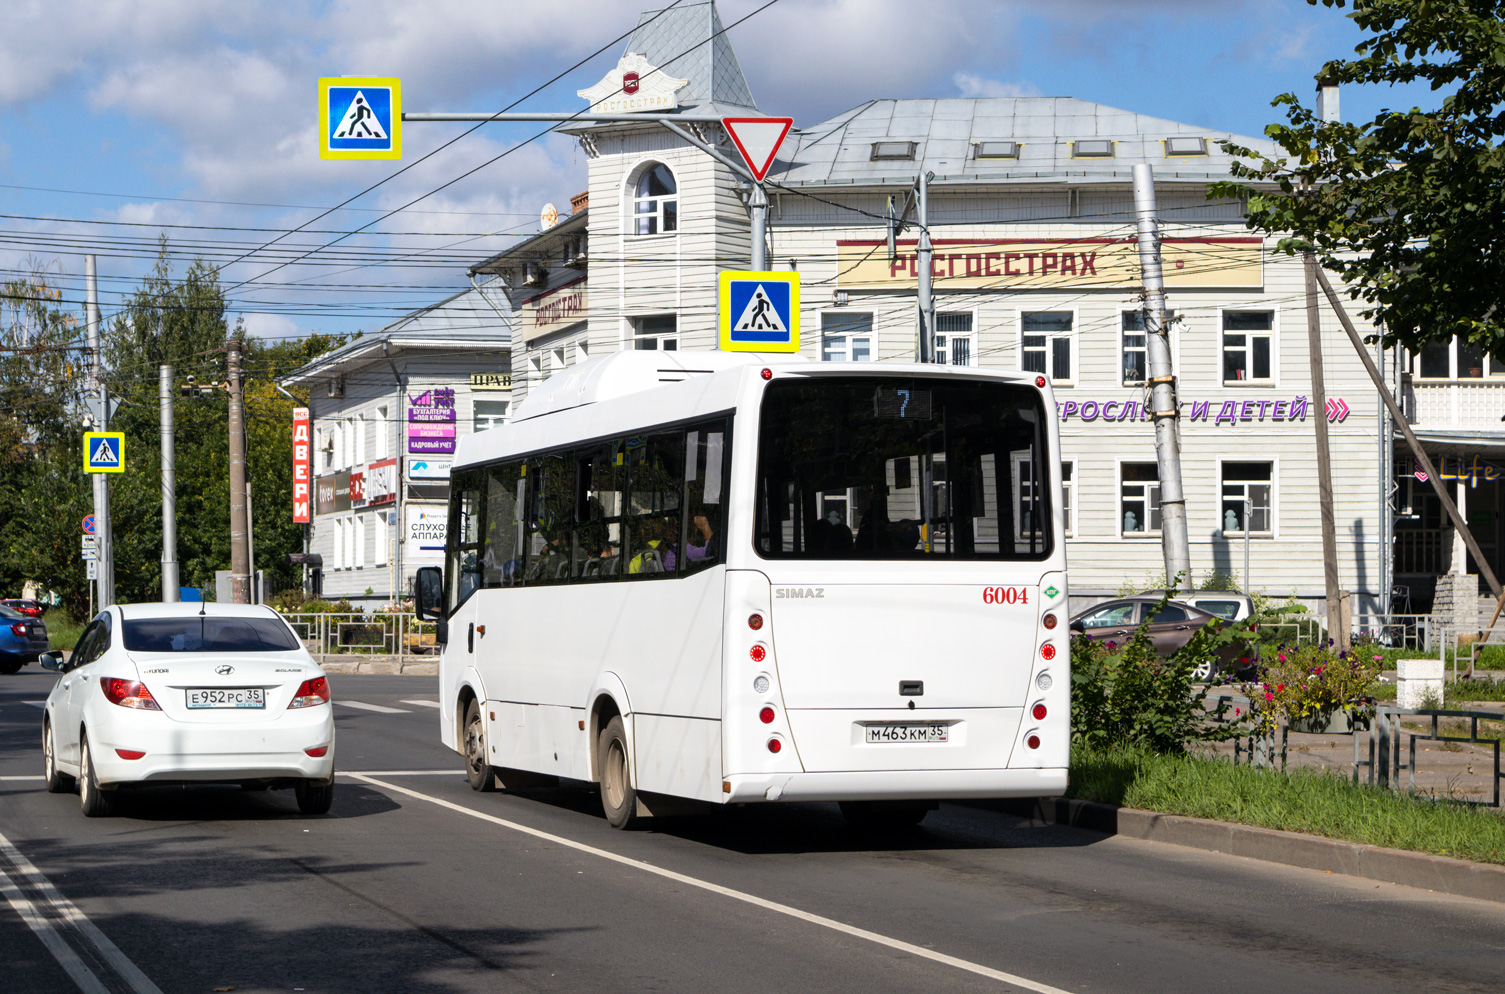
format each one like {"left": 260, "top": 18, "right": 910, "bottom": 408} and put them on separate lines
{"left": 42, "top": 608, "right": 85, "bottom": 652}
{"left": 1069, "top": 745, "right": 1505, "bottom": 866}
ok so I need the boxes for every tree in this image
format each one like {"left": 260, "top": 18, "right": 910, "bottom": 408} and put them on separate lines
{"left": 1211, "top": 0, "right": 1505, "bottom": 353}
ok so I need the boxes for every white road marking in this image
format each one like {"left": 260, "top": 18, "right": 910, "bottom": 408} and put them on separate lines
{"left": 0, "top": 830, "right": 165, "bottom": 994}
{"left": 400, "top": 699, "right": 441, "bottom": 709}
{"left": 337, "top": 769, "right": 460, "bottom": 777}
{"left": 335, "top": 700, "right": 409, "bottom": 714}
{"left": 0, "top": 862, "right": 111, "bottom": 994}
{"left": 352, "top": 775, "right": 1078, "bottom": 994}
{"left": 0, "top": 776, "right": 44, "bottom": 781}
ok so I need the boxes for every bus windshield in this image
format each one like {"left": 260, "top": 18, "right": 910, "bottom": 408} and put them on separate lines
{"left": 755, "top": 375, "right": 1053, "bottom": 560}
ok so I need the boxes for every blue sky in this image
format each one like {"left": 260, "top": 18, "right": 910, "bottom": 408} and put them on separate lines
{"left": 0, "top": 0, "right": 1443, "bottom": 344}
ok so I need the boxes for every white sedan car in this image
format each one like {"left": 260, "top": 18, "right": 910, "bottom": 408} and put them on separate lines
{"left": 40, "top": 602, "right": 335, "bottom": 817}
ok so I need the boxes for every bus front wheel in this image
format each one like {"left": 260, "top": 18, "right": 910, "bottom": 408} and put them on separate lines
{"left": 464, "top": 699, "right": 499, "bottom": 792}
{"left": 597, "top": 716, "right": 638, "bottom": 829}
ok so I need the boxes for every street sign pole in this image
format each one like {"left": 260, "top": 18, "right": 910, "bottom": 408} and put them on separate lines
{"left": 86, "top": 255, "right": 114, "bottom": 608}
{"left": 749, "top": 182, "right": 768, "bottom": 271}
{"left": 161, "top": 364, "right": 178, "bottom": 602}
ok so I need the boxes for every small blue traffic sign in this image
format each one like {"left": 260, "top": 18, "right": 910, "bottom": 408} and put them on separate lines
{"left": 82, "top": 514, "right": 96, "bottom": 535}
{"left": 83, "top": 432, "right": 125, "bottom": 474}
{"left": 719, "top": 270, "right": 800, "bottom": 353}
{"left": 319, "top": 77, "right": 402, "bottom": 160}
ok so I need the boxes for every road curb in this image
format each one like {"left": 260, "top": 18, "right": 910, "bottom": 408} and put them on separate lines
{"left": 991, "top": 797, "right": 1505, "bottom": 904}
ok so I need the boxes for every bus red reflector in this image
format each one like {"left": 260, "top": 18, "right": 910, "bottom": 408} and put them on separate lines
{"left": 1026, "top": 735, "right": 1041, "bottom": 750}
{"left": 1032, "top": 703, "right": 1047, "bottom": 721}
{"left": 759, "top": 707, "right": 775, "bottom": 724}
{"left": 767, "top": 738, "right": 782, "bottom": 753}
{"left": 115, "top": 749, "right": 145, "bottom": 760}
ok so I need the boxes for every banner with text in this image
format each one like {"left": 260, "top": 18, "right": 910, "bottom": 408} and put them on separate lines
{"left": 292, "top": 408, "right": 311, "bottom": 523}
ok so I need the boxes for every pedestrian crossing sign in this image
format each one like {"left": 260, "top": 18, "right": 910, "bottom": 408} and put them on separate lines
{"left": 319, "top": 77, "right": 402, "bottom": 160}
{"left": 84, "top": 432, "right": 125, "bottom": 474}
{"left": 719, "top": 270, "right": 800, "bottom": 353}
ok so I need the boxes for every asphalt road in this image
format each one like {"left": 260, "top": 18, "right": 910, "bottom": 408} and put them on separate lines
{"left": 3, "top": 669, "right": 1503, "bottom": 994}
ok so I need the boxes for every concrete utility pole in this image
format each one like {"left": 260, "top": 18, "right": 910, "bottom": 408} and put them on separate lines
{"left": 1304, "top": 252, "right": 1344, "bottom": 647}
{"left": 1131, "top": 166, "right": 1191, "bottom": 592}
{"left": 85, "top": 255, "right": 114, "bottom": 609}
{"left": 916, "top": 172, "right": 936, "bottom": 363}
{"left": 160, "top": 365, "right": 178, "bottom": 602}
{"left": 227, "top": 337, "right": 251, "bottom": 604}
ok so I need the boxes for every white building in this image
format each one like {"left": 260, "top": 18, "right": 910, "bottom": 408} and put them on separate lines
{"left": 280, "top": 286, "right": 513, "bottom": 606}
{"left": 474, "top": 1, "right": 1398, "bottom": 618}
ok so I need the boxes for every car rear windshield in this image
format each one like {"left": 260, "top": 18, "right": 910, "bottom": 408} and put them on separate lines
{"left": 0, "top": 605, "right": 23, "bottom": 620}
{"left": 755, "top": 376, "right": 1054, "bottom": 560}
{"left": 122, "top": 617, "right": 300, "bottom": 653}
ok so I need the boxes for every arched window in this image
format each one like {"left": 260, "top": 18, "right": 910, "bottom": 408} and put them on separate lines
{"left": 633, "top": 164, "right": 678, "bottom": 235}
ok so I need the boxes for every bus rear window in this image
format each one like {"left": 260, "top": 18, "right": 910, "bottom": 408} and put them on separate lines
{"left": 755, "top": 376, "right": 1053, "bottom": 560}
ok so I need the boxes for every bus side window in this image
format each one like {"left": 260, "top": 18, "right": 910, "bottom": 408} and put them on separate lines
{"left": 483, "top": 461, "right": 525, "bottom": 587}
{"left": 526, "top": 454, "right": 575, "bottom": 585}
{"left": 683, "top": 421, "right": 727, "bottom": 574}
{"left": 625, "top": 432, "right": 684, "bottom": 576}
{"left": 576, "top": 442, "right": 625, "bottom": 581}
{"left": 447, "top": 470, "right": 486, "bottom": 611}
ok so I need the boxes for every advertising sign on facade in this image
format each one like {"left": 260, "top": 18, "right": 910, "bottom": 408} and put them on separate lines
{"left": 470, "top": 372, "right": 512, "bottom": 391}
{"left": 835, "top": 237, "right": 1264, "bottom": 290}
{"left": 576, "top": 53, "right": 687, "bottom": 114}
{"left": 365, "top": 458, "right": 397, "bottom": 506}
{"left": 405, "top": 504, "right": 448, "bottom": 560}
{"left": 521, "top": 278, "right": 588, "bottom": 342}
{"left": 407, "top": 387, "right": 456, "bottom": 422}
{"left": 407, "top": 457, "right": 452, "bottom": 481}
{"left": 315, "top": 472, "right": 351, "bottom": 516}
{"left": 408, "top": 423, "right": 456, "bottom": 455}
{"left": 292, "top": 408, "right": 311, "bottom": 523}
{"left": 349, "top": 470, "right": 366, "bottom": 508}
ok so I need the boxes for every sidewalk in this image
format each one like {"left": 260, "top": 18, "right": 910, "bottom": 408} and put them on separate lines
{"left": 316, "top": 653, "right": 438, "bottom": 676}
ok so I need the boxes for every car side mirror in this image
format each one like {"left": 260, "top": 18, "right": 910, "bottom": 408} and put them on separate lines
{"left": 39, "top": 650, "right": 65, "bottom": 673}
{"left": 1069, "top": 620, "right": 1085, "bottom": 634}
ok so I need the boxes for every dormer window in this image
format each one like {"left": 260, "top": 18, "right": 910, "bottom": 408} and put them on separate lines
{"left": 1165, "top": 136, "right": 1208, "bottom": 157}
{"left": 1072, "top": 140, "right": 1114, "bottom": 158}
{"left": 633, "top": 163, "right": 678, "bottom": 235}
{"left": 870, "top": 141, "right": 917, "bottom": 160}
{"left": 973, "top": 141, "right": 1020, "bottom": 160}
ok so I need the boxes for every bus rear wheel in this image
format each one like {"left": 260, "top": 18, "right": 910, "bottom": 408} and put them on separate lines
{"left": 839, "top": 800, "right": 932, "bottom": 832}
{"left": 464, "top": 699, "right": 499, "bottom": 792}
{"left": 597, "top": 716, "right": 638, "bottom": 829}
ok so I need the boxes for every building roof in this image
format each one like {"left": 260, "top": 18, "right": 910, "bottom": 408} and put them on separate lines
{"left": 771, "top": 97, "right": 1282, "bottom": 187}
{"left": 628, "top": 2, "right": 756, "bottom": 111}
{"left": 279, "top": 283, "right": 512, "bottom": 386}
{"left": 469, "top": 209, "right": 588, "bottom": 276}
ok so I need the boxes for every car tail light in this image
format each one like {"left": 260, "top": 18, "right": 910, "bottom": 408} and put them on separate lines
{"left": 759, "top": 706, "right": 775, "bottom": 724}
{"left": 1032, "top": 703, "right": 1048, "bottom": 721}
{"left": 305, "top": 746, "right": 329, "bottom": 757}
{"left": 1042, "top": 614, "right": 1057, "bottom": 630}
{"left": 1026, "top": 734, "right": 1041, "bottom": 750}
{"left": 288, "top": 677, "right": 330, "bottom": 709}
{"left": 103, "top": 679, "right": 160, "bottom": 710}
{"left": 767, "top": 737, "right": 782, "bottom": 753}
{"left": 9, "top": 623, "right": 24, "bottom": 636}
{"left": 1040, "top": 643, "right": 1056, "bottom": 660}
{"left": 115, "top": 749, "right": 145, "bottom": 760}
{"left": 750, "top": 644, "right": 767, "bottom": 663}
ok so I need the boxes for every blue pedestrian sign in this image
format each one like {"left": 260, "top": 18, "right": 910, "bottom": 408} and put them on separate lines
{"left": 84, "top": 432, "right": 125, "bottom": 474}
{"left": 719, "top": 270, "right": 800, "bottom": 353}
{"left": 319, "top": 77, "right": 402, "bottom": 160}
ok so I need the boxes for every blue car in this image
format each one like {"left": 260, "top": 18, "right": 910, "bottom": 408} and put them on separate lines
{"left": 0, "top": 604, "right": 49, "bottom": 674}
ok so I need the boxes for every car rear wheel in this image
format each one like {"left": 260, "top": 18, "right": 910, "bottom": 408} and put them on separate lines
{"left": 1191, "top": 658, "right": 1216, "bottom": 682}
{"left": 43, "top": 723, "right": 73, "bottom": 793}
{"left": 78, "top": 734, "right": 113, "bottom": 818}
{"left": 463, "top": 699, "right": 499, "bottom": 792}
{"left": 295, "top": 779, "right": 334, "bottom": 815}
{"left": 597, "top": 716, "right": 637, "bottom": 829}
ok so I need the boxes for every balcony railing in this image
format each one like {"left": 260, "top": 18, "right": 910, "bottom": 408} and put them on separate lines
{"left": 1407, "top": 380, "right": 1505, "bottom": 429}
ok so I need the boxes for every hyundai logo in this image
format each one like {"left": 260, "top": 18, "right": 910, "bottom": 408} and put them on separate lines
{"left": 215, "top": 664, "right": 235, "bottom": 676}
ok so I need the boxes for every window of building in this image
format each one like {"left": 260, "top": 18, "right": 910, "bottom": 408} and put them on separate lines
{"left": 374, "top": 511, "right": 388, "bottom": 566}
{"left": 332, "top": 422, "right": 345, "bottom": 470}
{"left": 935, "top": 312, "right": 975, "bottom": 366}
{"left": 821, "top": 312, "right": 873, "bottom": 362}
{"left": 1061, "top": 461, "right": 1074, "bottom": 537}
{"left": 1221, "top": 461, "right": 1273, "bottom": 535}
{"left": 1120, "top": 463, "right": 1161, "bottom": 537}
{"left": 973, "top": 141, "right": 1020, "bottom": 160}
{"left": 1164, "top": 136, "right": 1208, "bottom": 156}
{"left": 1021, "top": 311, "right": 1073, "bottom": 382}
{"left": 354, "top": 514, "right": 366, "bottom": 569}
{"left": 1222, "top": 310, "right": 1274, "bottom": 382}
{"left": 353, "top": 415, "right": 365, "bottom": 467}
{"left": 1415, "top": 336, "right": 1495, "bottom": 379}
{"left": 632, "top": 315, "right": 678, "bottom": 350}
{"left": 1121, "top": 310, "right": 1178, "bottom": 385}
{"left": 332, "top": 518, "right": 345, "bottom": 570}
{"left": 374, "top": 406, "right": 388, "bottom": 460}
{"left": 474, "top": 398, "right": 510, "bottom": 431}
{"left": 1073, "top": 140, "right": 1114, "bottom": 158}
{"left": 870, "top": 141, "right": 917, "bottom": 160}
{"left": 632, "top": 164, "right": 678, "bottom": 236}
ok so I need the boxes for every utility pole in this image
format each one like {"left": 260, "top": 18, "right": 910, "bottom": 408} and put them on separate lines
{"left": 916, "top": 172, "right": 936, "bottom": 363}
{"left": 749, "top": 182, "right": 768, "bottom": 271}
{"left": 85, "top": 255, "right": 114, "bottom": 609}
{"left": 160, "top": 365, "right": 178, "bottom": 602}
{"left": 1131, "top": 165, "right": 1191, "bottom": 592}
{"left": 1304, "top": 252, "right": 1344, "bottom": 648}
{"left": 227, "top": 337, "right": 251, "bottom": 603}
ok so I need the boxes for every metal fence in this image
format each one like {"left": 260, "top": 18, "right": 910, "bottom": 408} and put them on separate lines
{"left": 1354, "top": 705, "right": 1505, "bottom": 807}
{"left": 282, "top": 612, "right": 437, "bottom": 662}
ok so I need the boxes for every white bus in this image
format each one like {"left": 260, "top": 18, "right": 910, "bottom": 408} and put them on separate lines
{"left": 415, "top": 351, "right": 1068, "bottom": 829}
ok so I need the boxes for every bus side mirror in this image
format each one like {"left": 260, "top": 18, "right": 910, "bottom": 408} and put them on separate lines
{"left": 415, "top": 566, "right": 445, "bottom": 622}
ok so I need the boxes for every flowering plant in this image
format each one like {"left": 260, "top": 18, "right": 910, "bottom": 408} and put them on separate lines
{"left": 1238, "top": 639, "right": 1381, "bottom": 733}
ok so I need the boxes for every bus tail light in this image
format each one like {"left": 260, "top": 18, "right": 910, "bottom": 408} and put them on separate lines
{"left": 767, "top": 737, "right": 782, "bottom": 753}
{"left": 748, "top": 613, "right": 764, "bottom": 630}
{"left": 1042, "top": 613, "right": 1057, "bottom": 630}
{"left": 761, "top": 368, "right": 773, "bottom": 381}
{"left": 1040, "top": 643, "right": 1056, "bottom": 661}
{"left": 1036, "top": 672, "right": 1053, "bottom": 691}
{"left": 1032, "top": 703, "right": 1047, "bottom": 721}
{"left": 1026, "top": 734, "right": 1041, "bottom": 750}
{"left": 1035, "top": 375, "right": 1047, "bottom": 388}
{"left": 750, "top": 644, "right": 767, "bottom": 663}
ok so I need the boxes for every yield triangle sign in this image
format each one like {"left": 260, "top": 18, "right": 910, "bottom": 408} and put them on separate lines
{"left": 333, "top": 90, "right": 388, "bottom": 140}
{"left": 732, "top": 284, "right": 788, "bottom": 333}
{"left": 722, "top": 117, "right": 793, "bottom": 182}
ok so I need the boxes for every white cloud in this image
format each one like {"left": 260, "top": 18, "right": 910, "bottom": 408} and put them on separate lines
{"left": 952, "top": 73, "right": 1039, "bottom": 99}
{"left": 238, "top": 311, "right": 303, "bottom": 340}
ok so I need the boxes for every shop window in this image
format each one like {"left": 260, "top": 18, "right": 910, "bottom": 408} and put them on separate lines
{"left": 822, "top": 312, "right": 873, "bottom": 362}
{"left": 1221, "top": 462, "right": 1273, "bottom": 535}
{"left": 1120, "top": 463, "right": 1161, "bottom": 537}
{"left": 632, "top": 314, "right": 678, "bottom": 350}
{"left": 1022, "top": 311, "right": 1073, "bottom": 383}
{"left": 632, "top": 163, "right": 678, "bottom": 236}
{"left": 1222, "top": 310, "right": 1274, "bottom": 382}
{"left": 935, "top": 312, "right": 975, "bottom": 366}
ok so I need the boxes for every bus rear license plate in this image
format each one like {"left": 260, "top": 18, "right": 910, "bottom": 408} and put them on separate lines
{"left": 865, "top": 723, "right": 948, "bottom": 743}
